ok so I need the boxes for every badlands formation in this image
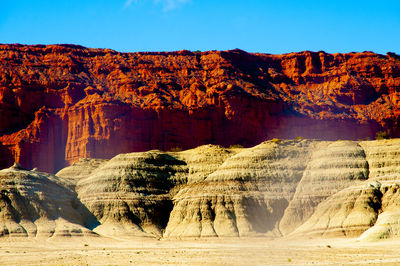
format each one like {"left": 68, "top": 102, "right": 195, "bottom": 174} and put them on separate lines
{"left": 1, "top": 45, "right": 400, "bottom": 263}
{"left": 1, "top": 138, "right": 400, "bottom": 242}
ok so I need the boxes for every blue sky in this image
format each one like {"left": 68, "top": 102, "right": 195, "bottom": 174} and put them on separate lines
{"left": 1, "top": 0, "right": 399, "bottom": 54}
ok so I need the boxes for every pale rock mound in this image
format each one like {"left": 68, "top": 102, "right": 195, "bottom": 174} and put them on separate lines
{"left": 164, "top": 140, "right": 315, "bottom": 238}
{"left": 23, "top": 138, "right": 400, "bottom": 241}
{"left": 357, "top": 139, "right": 400, "bottom": 240}
{"left": 292, "top": 181, "right": 381, "bottom": 237}
{"left": 279, "top": 141, "right": 369, "bottom": 235}
{"left": 56, "top": 158, "right": 107, "bottom": 185}
{"left": 0, "top": 163, "right": 98, "bottom": 237}
{"left": 76, "top": 151, "right": 187, "bottom": 237}
{"left": 360, "top": 139, "right": 400, "bottom": 181}
{"left": 174, "top": 144, "right": 237, "bottom": 184}
{"left": 287, "top": 139, "right": 400, "bottom": 240}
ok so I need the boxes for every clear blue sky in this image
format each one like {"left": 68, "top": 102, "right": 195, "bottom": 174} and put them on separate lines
{"left": 1, "top": 0, "right": 399, "bottom": 54}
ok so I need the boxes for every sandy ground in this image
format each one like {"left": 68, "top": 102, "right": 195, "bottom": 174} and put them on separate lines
{"left": 1, "top": 236, "right": 399, "bottom": 265}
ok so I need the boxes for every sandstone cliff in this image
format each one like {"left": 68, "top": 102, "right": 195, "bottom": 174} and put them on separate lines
{"left": 1, "top": 44, "right": 400, "bottom": 172}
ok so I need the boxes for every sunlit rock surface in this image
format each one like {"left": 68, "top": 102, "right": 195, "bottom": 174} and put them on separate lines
{"left": 2, "top": 139, "right": 400, "bottom": 241}
{"left": 0, "top": 163, "right": 98, "bottom": 237}
{"left": 1, "top": 44, "right": 400, "bottom": 173}
{"left": 75, "top": 151, "right": 187, "bottom": 237}
{"left": 164, "top": 140, "right": 315, "bottom": 237}
{"left": 56, "top": 158, "right": 107, "bottom": 185}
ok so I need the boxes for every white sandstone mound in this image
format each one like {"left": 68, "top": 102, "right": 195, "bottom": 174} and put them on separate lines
{"left": 6, "top": 138, "right": 400, "bottom": 241}
{"left": 76, "top": 151, "right": 188, "bottom": 238}
{"left": 0, "top": 163, "right": 98, "bottom": 238}
{"left": 56, "top": 158, "right": 107, "bottom": 185}
{"left": 360, "top": 139, "right": 400, "bottom": 181}
{"left": 355, "top": 139, "right": 400, "bottom": 240}
{"left": 292, "top": 181, "right": 381, "bottom": 237}
{"left": 175, "top": 144, "right": 237, "bottom": 184}
{"left": 279, "top": 141, "right": 369, "bottom": 235}
{"left": 164, "top": 140, "right": 316, "bottom": 238}
{"left": 288, "top": 139, "right": 400, "bottom": 240}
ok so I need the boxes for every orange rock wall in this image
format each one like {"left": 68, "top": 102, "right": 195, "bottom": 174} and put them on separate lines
{"left": 0, "top": 44, "right": 399, "bottom": 172}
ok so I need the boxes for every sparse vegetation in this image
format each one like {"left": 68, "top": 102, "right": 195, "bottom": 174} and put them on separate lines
{"left": 271, "top": 138, "right": 281, "bottom": 143}
{"left": 375, "top": 131, "right": 389, "bottom": 140}
{"left": 229, "top": 144, "right": 244, "bottom": 149}
{"left": 169, "top": 147, "right": 182, "bottom": 152}
{"left": 296, "top": 136, "right": 303, "bottom": 141}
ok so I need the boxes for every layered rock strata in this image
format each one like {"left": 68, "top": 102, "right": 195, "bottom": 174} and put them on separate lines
{"left": 164, "top": 140, "right": 315, "bottom": 237}
{"left": 279, "top": 141, "right": 369, "bottom": 235}
{"left": 0, "top": 163, "right": 97, "bottom": 237}
{"left": 75, "top": 151, "right": 187, "bottom": 237}
{"left": 1, "top": 44, "right": 400, "bottom": 172}
{"left": 56, "top": 158, "right": 107, "bottom": 185}
{"left": 2, "top": 139, "right": 400, "bottom": 241}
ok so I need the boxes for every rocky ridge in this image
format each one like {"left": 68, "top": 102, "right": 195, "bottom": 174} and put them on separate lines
{"left": 1, "top": 44, "right": 400, "bottom": 172}
{"left": 2, "top": 139, "right": 400, "bottom": 241}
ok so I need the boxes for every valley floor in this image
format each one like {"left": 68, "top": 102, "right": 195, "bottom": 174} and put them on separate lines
{"left": 0, "top": 237, "right": 399, "bottom": 265}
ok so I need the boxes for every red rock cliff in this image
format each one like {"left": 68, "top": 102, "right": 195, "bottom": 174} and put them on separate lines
{"left": 0, "top": 44, "right": 399, "bottom": 172}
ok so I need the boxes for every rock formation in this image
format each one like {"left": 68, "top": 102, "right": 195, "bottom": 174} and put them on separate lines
{"left": 291, "top": 139, "right": 400, "bottom": 239}
{"left": 56, "top": 158, "right": 107, "bottom": 185}
{"left": 2, "top": 139, "right": 400, "bottom": 240}
{"left": 0, "top": 163, "right": 98, "bottom": 237}
{"left": 1, "top": 44, "right": 400, "bottom": 172}
{"left": 164, "top": 140, "right": 315, "bottom": 237}
{"left": 75, "top": 151, "right": 187, "bottom": 237}
{"left": 279, "top": 141, "right": 369, "bottom": 235}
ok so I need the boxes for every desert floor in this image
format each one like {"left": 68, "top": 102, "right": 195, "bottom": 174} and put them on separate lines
{"left": 1, "top": 236, "right": 399, "bottom": 265}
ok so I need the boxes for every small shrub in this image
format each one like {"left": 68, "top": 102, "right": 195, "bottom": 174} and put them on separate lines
{"left": 229, "top": 144, "right": 244, "bottom": 149}
{"left": 296, "top": 136, "right": 303, "bottom": 141}
{"left": 169, "top": 147, "right": 182, "bottom": 152}
{"left": 271, "top": 138, "right": 281, "bottom": 143}
{"left": 375, "top": 131, "right": 389, "bottom": 140}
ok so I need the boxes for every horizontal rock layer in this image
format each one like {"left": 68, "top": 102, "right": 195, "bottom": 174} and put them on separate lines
{"left": 1, "top": 44, "right": 400, "bottom": 172}
{"left": 78, "top": 139, "right": 400, "bottom": 240}
{"left": 3, "top": 139, "right": 400, "bottom": 241}
{"left": 0, "top": 163, "right": 98, "bottom": 237}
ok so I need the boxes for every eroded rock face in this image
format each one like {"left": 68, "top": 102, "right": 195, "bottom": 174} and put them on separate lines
{"left": 4, "top": 139, "right": 400, "bottom": 240}
{"left": 75, "top": 151, "right": 187, "bottom": 237}
{"left": 279, "top": 141, "right": 369, "bottom": 235}
{"left": 292, "top": 182, "right": 382, "bottom": 238}
{"left": 0, "top": 163, "right": 98, "bottom": 237}
{"left": 1, "top": 44, "right": 400, "bottom": 172}
{"left": 50, "top": 139, "right": 400, "bottom": 240}
{"left": 273, "top": 139, "right": 400, "bottom": 240}
{"left": 164, "top": 140, "right": 315, "bottom": 237}
{"left": 56, "top": 158, "right": 107, "bottom": 185}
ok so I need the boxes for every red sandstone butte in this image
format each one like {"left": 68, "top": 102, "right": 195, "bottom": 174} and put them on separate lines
{"left": 0, "top": 44, "right": 399, "bottom": 172}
